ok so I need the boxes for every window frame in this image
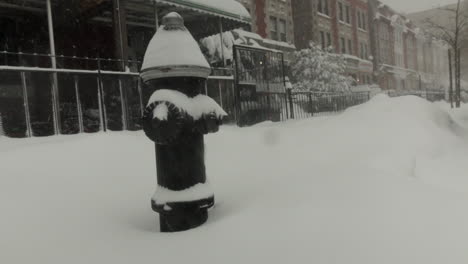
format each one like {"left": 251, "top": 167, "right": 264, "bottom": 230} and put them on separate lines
{"left": 270, "top": 16, "right": 278, "bottom": 40}
{"left": 340, "top": 37, "right": 346, "bottom": 54}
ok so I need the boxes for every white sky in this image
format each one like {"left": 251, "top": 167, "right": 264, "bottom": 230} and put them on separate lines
{"left": 381, "top": 0, "right": 459, "bottom": 14}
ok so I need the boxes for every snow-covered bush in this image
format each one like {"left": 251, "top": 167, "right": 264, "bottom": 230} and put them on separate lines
{"left": 200, "top": 31, "right": 236, "bottom": 66}
{"left": 199, "top": 29, "right": 268, "bottom": 67}
{"left": 291, "top": 44, "right": 353, "bottom": 92}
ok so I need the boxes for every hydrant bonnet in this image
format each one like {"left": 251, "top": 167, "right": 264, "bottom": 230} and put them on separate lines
{"left": 140, "top": 12, "right": 211, "bottom": 82}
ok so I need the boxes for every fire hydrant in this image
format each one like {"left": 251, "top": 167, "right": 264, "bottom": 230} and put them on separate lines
{"left": 140, "top": 12, "right": 227, "bottom": 232}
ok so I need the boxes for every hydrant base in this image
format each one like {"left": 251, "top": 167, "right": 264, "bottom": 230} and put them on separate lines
{"left": 153, "top": 197, "right": 214, "bottom": 232}
{"left": 159, "top": 208, "right": 208, "bottom": 232}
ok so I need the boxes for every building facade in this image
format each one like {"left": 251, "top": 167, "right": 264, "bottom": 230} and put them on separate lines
{"left": 369, "top": 0, "right": 449, "bottom": 91}
{"left": 236, "top": 0, "right": 296, "bottom": 52}
{"left": 290, "top": 0, "right": 450, "bottom": 90}
{"left": 292, "top": 0, "right": 373, "bottom": 85}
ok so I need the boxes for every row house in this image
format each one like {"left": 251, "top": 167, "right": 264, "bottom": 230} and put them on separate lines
{"left": 0, "top": 0, "right": 252, "bottom": 138}
{"left": 292, "top": 0, "right": 373, "bottom": 85}
{"left": 291, "top": 0, "right": 449, "bottom": 91}
{"left": 369, "top": 0, "right": 449, "bottom": 91}
{"left": 236, "top": 0, "right": 296, "bottom": 56}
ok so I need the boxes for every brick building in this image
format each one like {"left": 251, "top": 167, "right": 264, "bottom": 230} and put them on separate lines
{"left": 292, "top": 0, "right": 373, "bottom": 85}
{"left": 236, "top": 0, "right": 296, "bottom": 53}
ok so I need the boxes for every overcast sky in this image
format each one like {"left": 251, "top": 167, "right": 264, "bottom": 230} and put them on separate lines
{"left": 381, "top": 0, "right": 459, "bottom": 14}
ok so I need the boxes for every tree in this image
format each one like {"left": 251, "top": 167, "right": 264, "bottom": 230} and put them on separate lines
{"left": 424, "top": 0, "right": 468, "bottom": 108}
{"left": 291, "top": 43, "right": 353, "bottom": 92}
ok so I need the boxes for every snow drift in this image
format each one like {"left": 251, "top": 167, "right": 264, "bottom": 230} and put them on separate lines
{"left": 1, "top": 95, "right": 468, "bottom": 264}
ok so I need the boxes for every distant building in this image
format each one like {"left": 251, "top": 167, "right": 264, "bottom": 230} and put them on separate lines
{"left": 407, "top": 1, "right": 468, "bottom": 82}
{"left": 368, "top": 0, "right": 450, "bottom": 91}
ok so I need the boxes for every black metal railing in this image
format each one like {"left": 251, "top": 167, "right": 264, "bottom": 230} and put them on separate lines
{"left": 236, "top": 90, "right": 372, "bottom": 126}
{"left": 0, "top": 64, "right": 143, "bottom": 138}
{"left": 387, "top": 90, "right": 445, "bottom": 102}
{"left": 0, "top": 50, "right": 142, "bottom": 72}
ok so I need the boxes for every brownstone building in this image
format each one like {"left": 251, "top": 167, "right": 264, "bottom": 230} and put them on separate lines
{"left": 236, "top": 0, "right": 296, "bottom": 53}
{"left": 292, "top": 0, "right": 373, "bottom": 85}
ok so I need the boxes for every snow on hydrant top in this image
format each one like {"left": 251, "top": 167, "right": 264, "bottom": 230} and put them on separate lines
{"left": 140, "top": 12, "right": 211, "bottom": 82}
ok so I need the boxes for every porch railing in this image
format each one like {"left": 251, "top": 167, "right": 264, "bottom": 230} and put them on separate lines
{"left": 0, "top": 50, "right": 142, "bottom": 72}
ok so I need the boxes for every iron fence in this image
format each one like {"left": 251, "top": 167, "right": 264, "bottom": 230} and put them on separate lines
{"left": 0, "top": 113, "right": 4, "bottom": 136}
{"left": 387, "top": 89, "right": 445, "bottom": 102}
{"left": 0, "top": 66, "right": 143, "bottom": 138}
{"left": 0, "top": 51, "right": 449, "bottom": 137}
{"left": 0, "top": 50, "right": 142, "bottom": 72}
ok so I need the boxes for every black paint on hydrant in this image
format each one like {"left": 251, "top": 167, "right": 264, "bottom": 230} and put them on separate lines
{"left": 139, "top": 13, "right": 222, "bottom": 232}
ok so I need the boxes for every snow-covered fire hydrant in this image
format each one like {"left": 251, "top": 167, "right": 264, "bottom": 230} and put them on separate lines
{"left": 140, "top": 12, "right": 227, "bottom": 232}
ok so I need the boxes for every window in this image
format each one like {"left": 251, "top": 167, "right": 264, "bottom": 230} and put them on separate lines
{"left": 357, "top": 10, "right": 367, "bottom": 30}
{"left": 341, "top": 37, "right": 346, "bottom": 53}
{"left": 338, "top": 2, "right": 344, "bottom": 22}
{"left": 360, "top": 42, "right": 364, "bottom": 59}
{"left": 345, "top": 5, "right": 350, "bottom": 24}
{"left": 348, "top": 39, "right": 352, "bottom": 55}
{"left": 359, "top": 43, "right": 368, "bottom": 59}
{"left": 279, "top": 19, "right": 287, "bottom": 42}
{"left": 357, "top": 11, "right": 362, "bottom": 28}
{"left": 362, "top": 13, "right": 367, "bottom": 30}
{"left": 379, "top": 23, "right": 390, "bottom": 64}
{"left": 394, "top": 26, "right": 404, "bottom": 67}
{"left": 318, "top": 0, "right": 329, "bottom": 16}
{"left": 320, "top": 31, "right": 326, "bottom": 49}
{"left": 364, "top": 44, "right": 368, "bottom": 59}
{"left": 320, "top": 31, "right": 332, "bottom": 49}
{"left": 406, "top": 37, "right": 415, "bottom": 69}
{"left": 364, "top": 43, "right": 367, "bottom": 59}
{"left": 270, "top": 16, "right": 278, "bottom": 40}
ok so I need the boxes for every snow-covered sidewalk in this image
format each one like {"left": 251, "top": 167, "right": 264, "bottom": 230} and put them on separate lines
{"left": 1, "top": 95, "right": 468, "bottom": 264}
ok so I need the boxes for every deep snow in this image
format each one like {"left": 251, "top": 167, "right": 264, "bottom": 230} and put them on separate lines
{"left": 1, "top": 95, "right": 468, "bottom": 264}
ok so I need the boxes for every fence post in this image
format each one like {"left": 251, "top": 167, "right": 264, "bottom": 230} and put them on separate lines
{"left": 286, "top": 88, "right": 294, "bottom": 119}
{"left": 118, "top": 78, "right": 128, "bottom": 131}
{"left": 74, "top": 75, "right": 84, "bottom": 133}
{"left": 218, "top": 80, "right": 223, "bottom": 109}
{"left": 308, "top": 93, "right": 314, "bottom": 116}
{"left": 232, "top": 45, "right": 242, "bottom": 126}
{"left": 137, "top": 78, "right": 144, "bottom": 116}
{"left": 0, "top": 113, "right": 4, "bottom": 136}
{"left": 20, "top": 72, "right": 33, "bottom": 137}
{"left": 97, "top": 59, "right": 107, "bottom": 132}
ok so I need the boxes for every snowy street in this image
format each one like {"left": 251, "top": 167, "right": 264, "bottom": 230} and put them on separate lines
{"left": 1, "top": 95, "right": 468, "bottom": 264}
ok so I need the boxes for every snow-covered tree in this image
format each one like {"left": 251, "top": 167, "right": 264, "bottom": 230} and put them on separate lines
{"left": 423, "top": 0, "right": 468, "bottom": 108}
{"left": 291, "top": 44, "right": 353, "bottom": 92}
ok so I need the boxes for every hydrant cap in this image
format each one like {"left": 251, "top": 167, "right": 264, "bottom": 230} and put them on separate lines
{"left": 140, "top": 12, "right": 211, "bottom": 82}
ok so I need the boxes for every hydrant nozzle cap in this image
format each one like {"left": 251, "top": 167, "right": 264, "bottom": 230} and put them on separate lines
{"left": 162, "top": 12, "right": 185, "bottom": 31}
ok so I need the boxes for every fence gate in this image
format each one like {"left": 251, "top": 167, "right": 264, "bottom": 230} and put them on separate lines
{"left": 232, "top": 45, "right": 287, "bottom": 126}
